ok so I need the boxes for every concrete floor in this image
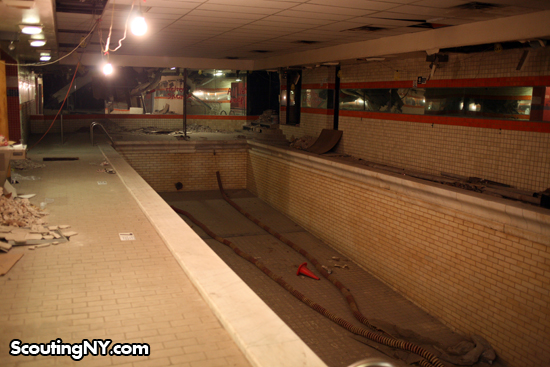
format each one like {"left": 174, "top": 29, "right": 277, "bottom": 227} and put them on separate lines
{"left": 161, "top": 190, "right": 494, "bottom": 367}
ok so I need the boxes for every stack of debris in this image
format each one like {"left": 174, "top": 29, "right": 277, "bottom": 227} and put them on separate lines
{"left": 256, "top": 110, "right": 277, "bottom": 125}
{"left": 0, "top": 188, "right": 47, "bottom": 227}
{"left": 10, "top": 158, "right": 45, "bottom": 171}
{"left": 290, "top": 136, "right": 316, "bottom": 150}
{"left": 0, "top": 225, "right": 76, "bottom": 252}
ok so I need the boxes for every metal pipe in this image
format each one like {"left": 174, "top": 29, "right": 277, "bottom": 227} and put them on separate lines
{"left": 60, "top": 113, "right": 63, "bottom": 145}
{"left": 183, "top": 68, "right": 188, "bottom": 139}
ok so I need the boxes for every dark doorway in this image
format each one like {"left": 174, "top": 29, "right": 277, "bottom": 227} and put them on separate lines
{"left": 286, "top": 70, "right": 302, "bottom": 125}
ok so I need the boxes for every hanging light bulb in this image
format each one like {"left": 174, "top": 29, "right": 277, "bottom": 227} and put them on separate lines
{"left": 8, "top": 41, "right": 15, "bottom": 51}
{"left": 131, "top": 12, "right": 147, "bottom": 36}
{"left": 103, "top": 63, "right": 113, "bottom": 76}
{"left": 29, "top": 40, "right": 46, "bottom": 47}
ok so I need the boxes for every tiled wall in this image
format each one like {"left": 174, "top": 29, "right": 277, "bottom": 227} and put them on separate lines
{"left": 336, "top": 117, "right": 550, "bottom": 191}
{"left": 280, "top": 112, "right": 333, "bottom": 140}
{"left": 283, "top": 47, "right": 550, "bottom": 191}
{"left": 247, "top": 147, "right": 550, "bottom": 367}
{"left": 117, "top": 145, "right": 247, "bottom": 192}
{"left": 342, "top": 47, "right": 550, "bottom": 83}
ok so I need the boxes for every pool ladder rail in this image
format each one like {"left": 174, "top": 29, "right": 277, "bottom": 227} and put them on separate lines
{"left": 90, "top": 122, "right": 115, "bottom": 146}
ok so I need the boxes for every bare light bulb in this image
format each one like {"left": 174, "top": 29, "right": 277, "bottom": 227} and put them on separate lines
{"left": 29, "top": 40, "right": 46, "bottom": 47}
{"left": 9, "top": 42, "right": 15, "bottom": 51}
{"left": 21, "top": 25, "right": 43, "bottom": 35}
{"left": 103, "top": 63, "right": 113, "bottom": 76}
{"left": 131, "top": 16, "right": 147, "bottom": 36}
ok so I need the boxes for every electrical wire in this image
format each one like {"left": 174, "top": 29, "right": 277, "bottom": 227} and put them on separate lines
{"left": 103, "top": 0, "right": 135, "bottom": 54}
{"left": 4, "top": 20, "right": 100, "bottom": 67}
{"left": 28, "top": 61, "right": 81, "bottom": 151}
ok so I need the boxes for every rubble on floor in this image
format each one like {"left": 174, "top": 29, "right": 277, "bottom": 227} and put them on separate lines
{"left": 290, "top": 135, "right": 316, "bottom": 150}
{"left": 255, "top": 110, "right": 278, "bottom": 125}
{"left": 10, "top": 158, "right": 46, "bottom": 170}
{"left": 0, "top": 188, "right": 47, "bottom": 227}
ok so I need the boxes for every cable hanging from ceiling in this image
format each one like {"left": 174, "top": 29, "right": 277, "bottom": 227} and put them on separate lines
{"left": 4, "top": 0, "right": 147, "bottom": 68}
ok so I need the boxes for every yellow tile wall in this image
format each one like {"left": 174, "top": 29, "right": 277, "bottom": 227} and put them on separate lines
{"left": 332, "top": 47, "right": 550, "bottom": 192}
{"left": 335, "top": 117, "right": 550, "bottom": 191}
{"left": 247, "top": 151, "right": 550, "bottom": 367}
{"left": 341, "top": 47, "right": 550, "bottom": 82}
{"left": 119, "top": 150, "right": 247, "bottom": 192}
{"left": 280, "top": 112, "right": 333, "bottom": 140}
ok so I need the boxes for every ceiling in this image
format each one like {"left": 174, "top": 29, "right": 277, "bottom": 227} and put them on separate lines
{"left": 1, "top": 0, "right": 550, "bottom": 69}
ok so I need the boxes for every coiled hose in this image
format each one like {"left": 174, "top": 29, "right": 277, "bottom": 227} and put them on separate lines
{"left": 214, "top": 172, "right": 446, "bottom": 367}
{"left": 170, "top": 205, "right": 442, "bottom": 367}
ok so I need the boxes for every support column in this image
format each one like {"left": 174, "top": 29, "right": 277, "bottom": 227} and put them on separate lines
{"left": 0, "top": 61, "right": 9, "bottom": 141}
{"left": 530, "top": 86, "right": 550, "bottom": 122}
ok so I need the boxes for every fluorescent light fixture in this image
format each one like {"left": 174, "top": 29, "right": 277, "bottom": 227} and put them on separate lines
{"left": 170, "top": 67, "right": 176, "bottom": 70}
{"left": 20, "top": 25, "right": 42, "bottom": 34}
{"left": 236, "top": 78, "right": 242, "bottom": 82}
{"left": 214, "top": 71, "right": 223, "bottom": 76}
{"left": 29, "top": 40, "right": 46, "bottom": 47}
{"left": 40, "top": 55, "right": 51, "bottom": 61}
{"left": 103, "top": 63, "right": 113, "bottom": 76}
{"left": 131, "top": 14, "right": 147, "bottom": 36}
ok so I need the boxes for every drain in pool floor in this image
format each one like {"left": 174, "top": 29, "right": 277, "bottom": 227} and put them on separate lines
{"left": 42, "top": 157, "right": 79, "bottom": 161}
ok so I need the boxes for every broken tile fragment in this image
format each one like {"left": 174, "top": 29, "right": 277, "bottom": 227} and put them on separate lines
{"left": 0, "top": 242, "right": 12, "bottom": 252}
{"left": 0, "top": 226, "right": 13, "bottom": 233}
{"left": 48, "top": 225, "right": 58, "bottom": 230}
{"left": 61, "top": 231, "right": 78, "bottom": 238}
{"left": 58, "top": 225, "right": 71, "bottom": 229}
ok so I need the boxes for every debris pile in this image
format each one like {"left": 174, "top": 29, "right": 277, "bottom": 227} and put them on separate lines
{"left": 125, "top": 123, "right": 231, "bottom": 136}
{"left": 0, "top": 188, "right": 47, "bottom": 227}
{"left": 290, "top": 135, "right": 316, "bottom": 150}
{"left": 99, "top": 119, "right": 127, "bottom": 133}
{"left": 256, "top": 110, "right": 277, "bottom": 125}
{"left": 10, "top": 158, "right": 45, "bottom": 171}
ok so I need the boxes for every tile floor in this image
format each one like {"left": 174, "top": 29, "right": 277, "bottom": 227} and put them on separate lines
{"left": 0, "top": 134, "right": 252, "bottom": 367}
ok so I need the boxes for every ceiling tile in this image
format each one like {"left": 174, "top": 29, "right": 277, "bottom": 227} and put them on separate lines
{"left": 274, "top": 10, "right": 356, "bottom": 21}
{"left": 308, "top": 0, "right": 401, "bottom": 11}
{"left": 196, "top": 3, "right": 282, "bottom": 15}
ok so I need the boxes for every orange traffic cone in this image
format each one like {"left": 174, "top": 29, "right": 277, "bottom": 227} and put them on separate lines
{"left": 297, "top": 263, "right": 320, "bottom": 280}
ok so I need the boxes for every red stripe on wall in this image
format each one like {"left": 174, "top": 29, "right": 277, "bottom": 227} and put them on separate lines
{"left": 339, "top": 110, "right": 550, "bottom": 133}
